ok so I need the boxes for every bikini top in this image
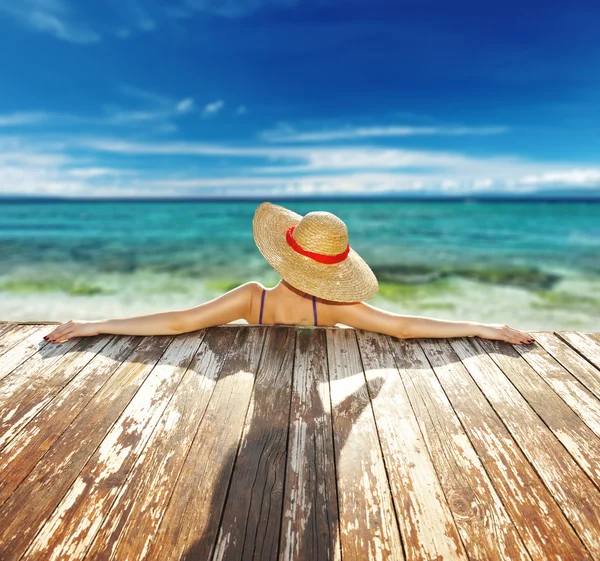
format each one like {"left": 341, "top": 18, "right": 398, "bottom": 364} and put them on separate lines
{"left": 259, "top": 288, "right": 318, "bottom": 326}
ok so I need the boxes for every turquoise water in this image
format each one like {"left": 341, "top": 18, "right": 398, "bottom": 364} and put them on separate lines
{"left": 1, "top": 200, "right": 599, "bottom": 331}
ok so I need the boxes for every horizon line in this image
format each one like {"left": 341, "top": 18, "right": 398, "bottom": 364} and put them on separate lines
{"left": 1, "top": 194, "right": 600, "bottom": 203}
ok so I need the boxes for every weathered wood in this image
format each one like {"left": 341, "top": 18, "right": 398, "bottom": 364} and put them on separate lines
{"left": 327, "top": 328, "right": 404, "bottom": 561}
{"left": 0, "top": 335, "right": 115, "bottom": 451}
{"left": 478, "top": 338, "right": 600, "bottom": 556}
{"left": 0, "top": 323, "right": 18, "bottom": 342}
{"left": 0, "top": 333, "right": 83, "bottom": 404}
{"left": 388, "top": 337, "right": 530, "bottom": 560}
{"left": 211, "top": 326, "right": 295, "bottom": 561}
{"left": 279, "top": 328, "right": 341, "bottom": 561}
{"left": 355, "top": 330, "right": 467, "bottom": 561}
{"left": 511, "top": 336, "right": 600, "bottom": 439}
{"left": 0, "top": 325, "right": 599, "bottom": 561}
{"left": 0, "top": 335, "right": 141, "bottom": 507}
{"left": 0, "top": 324, "right": 39, "bottom": 360}
{"left": 480, "top": 338, "right": 600, "bottom": 489}
{"left": 0, "top": 325, "right": 50, "bottom": 379}
{"left": 20, "top": 331, "right": 208, "bottom": 560}
{"left": 557, "top": 331, "right": 600, "bottom": 371}
{"left": 0, "top": 334, "right": 174, "bottom": 560}
{"left": 85, "top": 326, "right": 260, "bottom": 561}
{"left": 531, "top": 332, "right": 600, "bottom": 400}
{"left": 444, "top": 337, "right": 592, "bottom": 560}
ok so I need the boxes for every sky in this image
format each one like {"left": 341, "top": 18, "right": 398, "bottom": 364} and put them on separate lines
{"left": 0, "top": 0, "right": 599, "bottom": 198}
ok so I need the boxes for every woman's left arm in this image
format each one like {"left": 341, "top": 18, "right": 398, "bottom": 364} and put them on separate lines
{"left": 43, "top": 282, "right": 258, "bottom": 343}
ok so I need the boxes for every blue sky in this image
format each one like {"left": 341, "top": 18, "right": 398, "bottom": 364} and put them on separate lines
{"left": 0, "top": 0, "right": 599, "bottom": 198}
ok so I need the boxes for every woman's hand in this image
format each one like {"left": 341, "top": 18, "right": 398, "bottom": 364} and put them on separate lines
{"left": 43, "top": 320, "right": 100, "bottom": 344}
{"left": 477, "top": 323, "right": 535, "bottom": 345}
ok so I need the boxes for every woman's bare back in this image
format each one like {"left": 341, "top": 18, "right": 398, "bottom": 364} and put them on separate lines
{"left": 248, "top": 282, "right": 338, "bottom": 327}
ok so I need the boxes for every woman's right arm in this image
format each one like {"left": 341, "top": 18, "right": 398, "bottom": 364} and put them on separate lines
{"left": 43, "top": 282, "right": 257, "bottom": 343}
{"left": 332, "top": 302, "right": 535, "bottom": 345}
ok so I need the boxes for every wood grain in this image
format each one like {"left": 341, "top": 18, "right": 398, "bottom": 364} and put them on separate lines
{"left": 0, "top": 325, "right": 599, "bottom": 560}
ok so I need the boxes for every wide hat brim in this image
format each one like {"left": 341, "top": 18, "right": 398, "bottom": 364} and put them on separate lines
{"left": 252, "top": 201, "right": 379, "bottom": 302}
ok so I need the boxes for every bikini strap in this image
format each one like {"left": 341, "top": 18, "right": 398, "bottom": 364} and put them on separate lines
{"left": 259, "top": 288, "right": 266, "bottom": 324}
{"left": 312, "top": 295, "right": 317, "bottom": 326}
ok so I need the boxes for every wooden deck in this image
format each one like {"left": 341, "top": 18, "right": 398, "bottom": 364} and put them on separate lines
{"left": 0, "top": 322, "right": 599, "bottom": 561}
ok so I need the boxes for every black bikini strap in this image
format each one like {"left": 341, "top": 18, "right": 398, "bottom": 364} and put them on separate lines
{"left": 259, "top": 289, "right": 265, "bottom": 324}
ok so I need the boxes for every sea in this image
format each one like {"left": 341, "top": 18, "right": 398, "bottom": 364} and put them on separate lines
{"left": 1, "top": 199, "right": 599, "bottom": 332}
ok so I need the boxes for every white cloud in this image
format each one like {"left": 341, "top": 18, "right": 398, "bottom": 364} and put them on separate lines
{"left": 65, "top": 167, "right": 137, "bottom": 178}
{"left": 0, "top": 0, "right": 305, "bottom": 43}
{"left": 0, "top": 112, "right": 51, "bottom": 127}
{"left": 261, "top": 122, "right": 510, "bottom": 142}
{"left": 235, "top": 105, "right": 247, "bottom": 115}
{"left": 474, "top": 178, "right": 493, "bottom": 189}
{"left": 202, "top": 99, "right": 225, "bottom": 117}
{"left": 79, "top": 138, "right": 600, "bottom": 189}
{"left": 81, "top": 138, "right": 471, "bottom": 168}
{"left": 176, "top": 98, "right": 195, "bottom": 113}
{"left": 0, "top": 0, "right": 101, "bottom": 43}
{"left": 105, "top": 86, "right": 196, "bottom": 129}
{"left": 3, "top": 129, "right": 600, "bottom": 198}
{"left": 117, "top": 84, "right": 172, "bottom": 106}
{"left": 2, "top": 147, "right": 599, "bottom": 198}
{"left": 517, "top": 169, "right": 600, "bottom": 187}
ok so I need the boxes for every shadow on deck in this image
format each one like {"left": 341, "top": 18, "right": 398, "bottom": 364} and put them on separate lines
{"left": 0, "top": 321, "right": 599, "bottom": 560}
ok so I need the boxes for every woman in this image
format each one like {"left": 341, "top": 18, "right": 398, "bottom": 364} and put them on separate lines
{"left": 43, "top": 201, "right": 535, "bottom": 346}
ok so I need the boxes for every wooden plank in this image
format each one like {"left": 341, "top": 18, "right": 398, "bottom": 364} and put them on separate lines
{"left": 0, "top": 335, "right": 115, "bottom": 451}
{"left": 0, "top": 325, "right": 49, "bottom": 377}
{"left": 478, "top": 338, "right": 600, "bottom": 556}
{"left": 511, "top": 337, "right": 600, "bottom": 439}
{"left": 0, "top": 324, "right": 38, "bottom": 359}
{"left": 356, "top": 330, "right": 467, "bottom": 561}
{"left": 84, "top": 326, "right": 260, "bottom": 561}
{"left": 387, "top": 338, "right": 530, "bottom": 560}
{"left": 0, "top": 332, "right": 83, "bottom": 403}
{"left": 442, "top": 337, "right": 592, "bottom": 560}
{"left": 530, "top": 332, "right": 600, "bottom": 400}
{"left": 0, "top": 321, "right": 62, "bottom": 325}
{"left": 209, "top": 326, "right": 295, "bottom": 561}
{"left": 20, "top": 331, "right": 207, "bottom": 560}
{"left": 556, "top": 331, "right": 600, "bottom": 370}
{"left": 0, "top": 323, "right": 18, "bottom": 341}
{"left": 587, "top": 332, "right": 600, "bottom": 344}
{"left": 479, "top": 338, "right": 600, "bottom": 489}
{"left": 327, "top": 328, "right": 404, "bottom": 561}
{"left": 278, "top": 328, "right": 341, "bottom": 561}
{"left": 0, "top": 335, "right": 140, "bottom": 506}
{"left": 0, "top": 334, "right": 174, "bottom": 560}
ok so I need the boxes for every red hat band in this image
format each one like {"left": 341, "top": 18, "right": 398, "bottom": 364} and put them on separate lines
{"left": 286, "top": 225, "right": 350, "bottom": 265}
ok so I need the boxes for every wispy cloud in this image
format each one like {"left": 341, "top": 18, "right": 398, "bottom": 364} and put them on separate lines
{"left": 2, "top": 118, "right": 599, "bottom": 198}
{"left": 0, "top": 0, "right": 100, "bottom": 43}
{"left": 176, "top": 98, "right": 195, "bottom": 113}
{"left": 235, "top": 105, "right": 247, "bottom": 115}
{"left": 80, "top": 138, "right": 481, "bottom": 172}
{"left": 72, "top": 139, "right": 600, "bottom": 190}
{"left": 517, "top": 169, "right": 600, "bottom": 187}
{"left": 202, "top": 99, "right": 225, "bottom": 117}
{"left": 183, "top": 0, "right": 300, "bottom": 19}
{"left": 104, "top": 85, "right": 196, "bottom": 131}
{"left": 0, "top": 0, "right": 304, "bottom": 44}
{"left": 0, "top": 111, "right": 50, "bottom": 126}
{"left": 260, "top": 122, "right": 510, "bottom": 142}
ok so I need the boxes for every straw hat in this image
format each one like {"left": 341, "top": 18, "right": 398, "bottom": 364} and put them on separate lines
{"left": 252, "top": 201, "right": 379, "bottom": 302}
